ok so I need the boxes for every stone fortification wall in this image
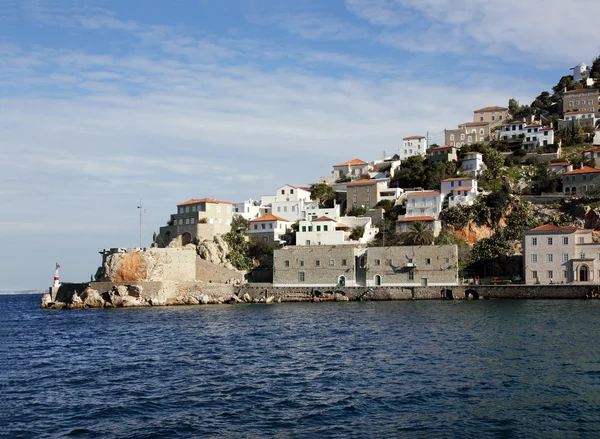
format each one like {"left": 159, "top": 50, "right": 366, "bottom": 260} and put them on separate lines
{"left": 98, "top": 248, "right": 197, "bottom": 282}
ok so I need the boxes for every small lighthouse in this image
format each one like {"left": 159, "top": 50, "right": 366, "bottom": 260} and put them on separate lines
{"left": 53, "top": 263, "right": 61, "bottom": 287}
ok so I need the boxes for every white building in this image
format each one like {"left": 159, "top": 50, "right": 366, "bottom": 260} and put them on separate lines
{"left": 548, "top": 162, "right": 573, "bottom": 174}
{"left": 296, "top": 216, "right": 378, "bottom": 246}
{"left": 564, "top": 110, "right": 596, "bottom": 122}
{"left": 400, "top": 136, "right": 427, "bottom": 160}
{"left": 440, "top": 177, "right": 478, "bottom": 208}
{"left": 246, "top": 214, "right": 290, "bottom": 244}
{"left": 460, "top": 152, "right": 487, "bottom": 178}
{"left": 571, "top": 62, "right": 595, "bottom": 86}
{"left": 233, "top": 199, "right": 269, "bottom": 220}
{"left": 498, "top": 121, "right": 555, "bottom": 148}
{"left": 303, "top": 203, "right": 341, "bottom": 221}
{"left": 403, "top": 191, "right": 442, "bottom": 219}
{"left": 263, "top": 185, "right": 312, "bottom": 222}
{"left": 332, "top": 159, "right": 371, "bottom": 182}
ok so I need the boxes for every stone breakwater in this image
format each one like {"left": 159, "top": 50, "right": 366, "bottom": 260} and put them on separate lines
{"left": 41, "top": 282, "right": 599, "bottom": 309}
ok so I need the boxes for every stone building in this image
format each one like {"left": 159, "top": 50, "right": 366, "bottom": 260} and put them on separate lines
{"left": 366, "top": 245, "right": 458, "bottom": 287}
{"left": 157, "top": 198, "right": 233, "bottom": 246}
{"left": 523, "top": 225, "right": 600, "bottom": 284}
{"left": 346, "top": 179, "right": 389, "bottom": 211}
{"left": 428, "top": 145, "right": 458, "bottom": 163}
{"left": 562, "top": 166, "right": 600, "bottom": 195}
{"left": 273, "top": 244, "right": 458, "bottom": 288}
{"left": 562, "top": 88, "right": 599, "bottom": 115}
{"left": 473, "top": 106, "right": 509, "bottom": 126}
{"left": 273, "top": 245, "right": 361, "bottom": 287}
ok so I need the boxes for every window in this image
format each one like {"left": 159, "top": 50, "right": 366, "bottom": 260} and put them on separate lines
{"left": 277, "top": 206, "right": 281, "bottom": 212}
{"left": 315, "top": 260, "right": 320, "bottom": 266}
{"left": 579, "top": 237, "right": 585, "bottom": 244}
{"left": 281, "top": 189, "right": 285, "bottom": 195}
{"left": 308, "top": 226, "right": 313, "bottom": 232}
{"left": 480, "top": 116, "right": 483, "bottom": 121}
{"left": 284, "top": 206, "right": 287, "bottom": 212}
{"left": 426, "top": 258, "right": 431, "bottom": 264}
{"left": 329, "top": 260, "right": 335, "bottom": 266}
{"left": 563, "top": 253, "right": 569, "bottom": 262}
{"left": 284, "top": 260, "right": 290, "bottom": 267}
{"left": 532, "top": 270, "right": 538, "bottom": 279}
{"left": 254, "top": 224, "right": 258, "bottom": 230}
{"left": 467, "top": 136, "right": 472, "bottom": 143}
{"left": 298, "top": 272, "right": 305, "bottom": 282}
{"left": 547, "top": 254, "right": 553, "bottom": 262}
{"left": 492, "top": 115, "right": 495, "bottom": 121}
{"left": 300, "top": 260, "right": 304, "bottom": 267}
{"left": 408, "top": 271, "right": 414, "bottom": 281}
{"left": 548, "top": 270, "right": 553, "bottom": 280}
{"left": 269, "top": 223, "right": 273, "bottom": 229}
{"left": 532, "top": 237, "right": 538, "bottom": 246}
{"left": 547, "top": 237, "right": 553, "bottom": 245}
{"left": 563, "top": 270, "right": 568, "bottom": 279}
{"left": 531, "top": 254, "right": 538, "bottom": 263}
{"left": 324, "top": 225, "right": 328, "bottom": 231}
{"left": 302, "top": 226, "right": 306, "bottom": 232}
{"left": 563, "top": 237, "right": 569, "bottom": 245}
{"left": 290, "top": 189, "right": 294, "bottom": 194}
{"left": 450, "top": 134, "right": 455, "bottom": 141}
{"left": 375, "top": 259, "right": 381, "bottom": 266}
{"left": 342, "top": 259, "right": 347, "bottom": 266}
{"left": 460, "top": 134, "right": 465, "bottom": 140}
{"left": 316, "top": 226, "right": 321, "bottom": 232}
{"left": 480, "top": 129, "right": 484, "bottom": 135}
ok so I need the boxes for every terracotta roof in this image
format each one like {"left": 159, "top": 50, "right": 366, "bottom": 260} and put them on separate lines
{"left": 313, "top": 216, "right": 336, "bottom": 222}
{"left": 333, "top": 158, "right": 368, "bottom": 167}
{"left": 474, "top": 106, "right": 508, "bottom": 112}
{"left": 336, "top": 224, "right": 351, "bottom": 230}
{"left": 548, "top": 162, "right": 571, "bottom": 166}
{"left": 459, "top": 121, "right": 490, "bottom": 127}
{"left": 563, "top": 166, "right": 600, "bottom": 175}
{"left": 528, "top": 224, "right": 579, "bottom": 232}
{"left": 564, "top": 88, "right": 599, "bottom": 94}
{"left": 407, "top": 191, "right": 440, "bottom": 197}
{"left": 403, "top": 135, "right": 425, "bottom": 140}
{"left": 178, "top": 198, "right": 232, "bottom": 206}
{"left": 279, "top": 184, "right": 310, "bottom": 192}
{"left": 397, "top": 216, "right": 435, "bottom": 222}
{"left": 442, "top": 177, "right": 473, "bottom": 182}
{"left": 454, "top": 186, "right": 473, "bottom": 192}
{"left": 250, "top": 214, "right": 289, "bottom": 222}
{"left": 347, "top": 179, "right": 377, "bottom": 186}
{"left": 431, "top": 145, "right": 453, "bottom": 150}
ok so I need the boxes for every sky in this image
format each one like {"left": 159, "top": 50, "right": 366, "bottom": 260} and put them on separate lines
{"left": 1, "top": 0, "right": 600, "bottom": 290}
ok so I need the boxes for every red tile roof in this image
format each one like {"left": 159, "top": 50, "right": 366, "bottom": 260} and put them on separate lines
{"left": 548, "top": 162, "right": 571, "bottom": 166}
{"left": 528, "top": 224, "right": 579, "bottom": 232}
{"left": 442, "top": 177, "right": 474, "bottom": 182}
{"left": 431, "top": 145, "right": 453, "bottom": 150}
{"left": 347, "top": 179, "right": 377, "bottom": 186}
{"left": 333, "top": 158, "right": 368, "bottom": 167}
{"left": 313, "top": 216, "right": 336, "bottom": 222}
{"left": 407, "top": 191, "right": 440, "bottom": 197}
{"left": 178, "top": 198, "right": 232, "bottom": 206}
{"left": 403, "top": 135, "right": 425, "bottom": 140}
{"left": 563, "top": 166, "right": 600, "bottom": 175}
{"left": 397, "top": 216, "right": 435, "bottom": 222}
{"left": 459, "top": 121, "right": 489, "bottom": 127}
{"left": 250, "top": 214, "right": 289, "bottom": 222}
{"left": 474, "top": 106, "right": 508, "bottom": 112}
{"left": 564, "top": 88, "right": 599, "bottom": 94}
{"left": 455, "top": 186, "right": 473, "bottom": 191}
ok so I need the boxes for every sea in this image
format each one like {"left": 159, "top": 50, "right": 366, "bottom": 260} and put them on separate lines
{"left": 2, "top": 294, "right": 600, "bottom": 438}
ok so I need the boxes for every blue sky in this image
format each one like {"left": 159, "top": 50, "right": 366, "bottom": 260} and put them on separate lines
{"left": 2, "top": 0, "right": 600, "bottom": 290}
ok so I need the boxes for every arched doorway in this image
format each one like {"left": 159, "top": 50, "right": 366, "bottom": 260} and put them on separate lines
{"left": 565, "top": 187, "right": 570, "bottom": 195}
{"left": 338, "top": 276, "right": 346, "bottom": 287}
{"left": 572, "top": 187, "right": 577, "bottom": 194}
{"left": 374, "top": 275, "right": 382, "bottom": 286}
{"left": 465, "top": 289, "right": 479, "bottom": 300}
{"left": 181, "top": 232, "right": 192, "bottom": 246}
{"left": 579, "top": 265, "right": 589, "bottom": 282}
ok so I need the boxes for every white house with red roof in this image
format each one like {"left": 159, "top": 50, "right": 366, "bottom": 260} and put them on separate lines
{"left": 246, "top": 214, "right": 290, "bottom": 244}
{"left": 440, "top": 177, "right": 478, "bottom": 208}
{"left": 523, "top": 224, "right": 600, "bottom": 284}
{"left": 396, "top": 191, "right": 443, "bottom": 236}
{"left": 547, "top": 162, "right": 573, "bottom": 174}
{"left": 400, "top": 136, "right": 427, "bottom": 160}
{"left": 562, "top": 166, "right": 600, "bottom": 195}
{"left": 498, "top": 120, "right": 555, "bottom": 148}
{"left": 332, "top": 158, "right": 371, "bottom": 182}
{"left": 296, "top": 216, "right": 378, "bottom": 246}
{"left": 564, "top": 110, "right": 596, "bottom": 122}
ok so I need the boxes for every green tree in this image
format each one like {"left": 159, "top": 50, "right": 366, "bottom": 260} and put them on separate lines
{"left": 347, "top": 206, "right": 366, "bottom": 216}
{"left": 471, "top": 230, "right": 511, "bottom": 263}
{"left": 483, "top": 148, "right": 505, "bottom": 179}
{"left": 310, "top": 183, "right": 336, "bottom": 208}
{"left": 349, "top": 226, "right": 365, "bottom": 241}
{"left": 402, "top": 221, "right": 434, "bottom": 246}
{"left": 391, "top": 155, "right": 426, "bottom": 188}
{"left": 530, "top": 165, "right": 562, "bottom": 194}
{"left": 230, "top": 215, "right": 250, "bottom": 232}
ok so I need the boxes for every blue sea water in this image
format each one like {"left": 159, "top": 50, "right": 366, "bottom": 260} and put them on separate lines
{"left": 2, "top": 295, "right": 600, "bottom": 438}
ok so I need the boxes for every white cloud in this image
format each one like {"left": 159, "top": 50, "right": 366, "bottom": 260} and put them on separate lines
{"left": 346, "top": 0, "right": 600, "bottom": 63}
{"left": 253, "top": 13, "right": 369, "bottom": 40}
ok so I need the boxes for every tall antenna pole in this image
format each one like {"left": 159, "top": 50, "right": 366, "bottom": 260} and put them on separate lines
{"left": 139, "top": 198, "right": 142, "bottom": 248}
